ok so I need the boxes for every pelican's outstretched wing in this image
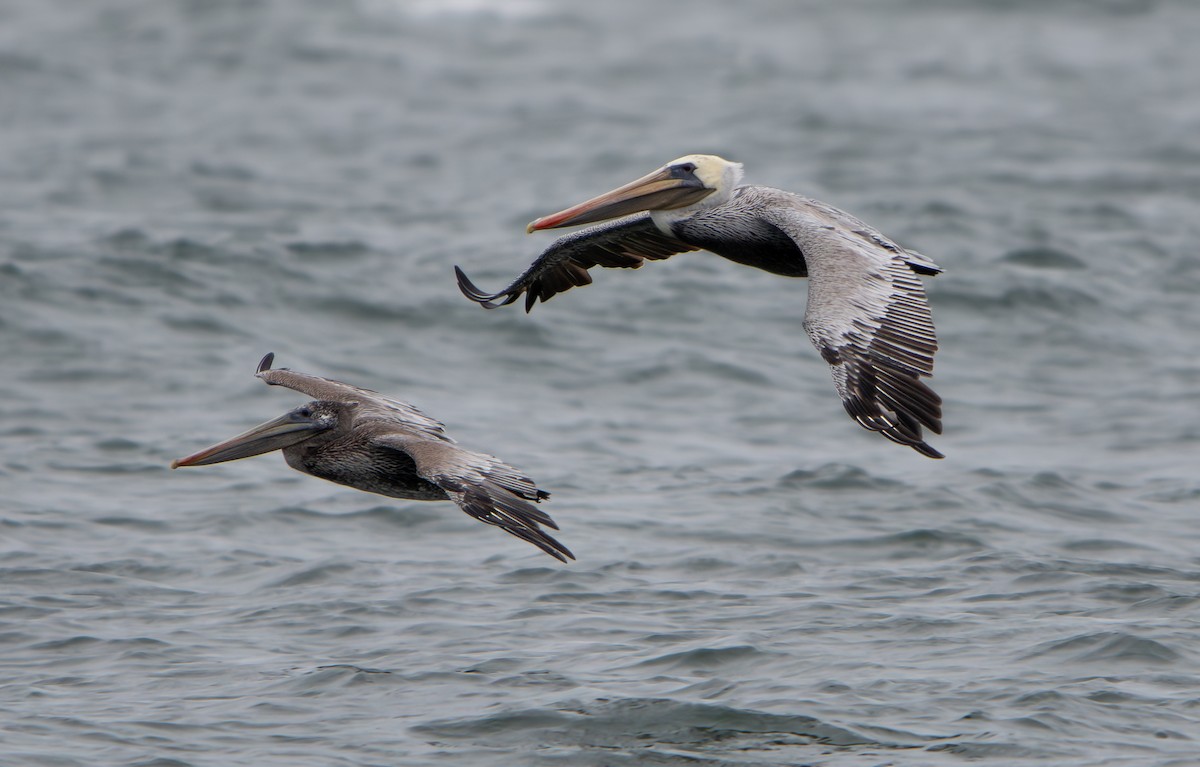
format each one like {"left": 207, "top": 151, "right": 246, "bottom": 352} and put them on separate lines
{"left": 761, "top": 192, "right": 943, "bottom": 458}
{"left": 456, "top": 213, "right": 697, "bottom": 312}
{"left": 253, "top": 354, "right": 450, "bottom": 442}
{"left": 377, "top": 434, "right": 573, "bottom": 563}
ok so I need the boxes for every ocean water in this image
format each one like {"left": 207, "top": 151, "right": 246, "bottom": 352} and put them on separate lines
{"left": 2, "top": 0, "right": 1199, "bottom": 764}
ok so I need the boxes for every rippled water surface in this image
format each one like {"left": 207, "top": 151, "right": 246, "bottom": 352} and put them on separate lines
{"left": 2, "top": 1, "right": 1199, "bottom": 765}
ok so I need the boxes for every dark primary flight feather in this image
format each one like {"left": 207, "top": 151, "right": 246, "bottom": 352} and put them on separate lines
{"left": 455, "top": 213, "right": 698, "bottom": 312}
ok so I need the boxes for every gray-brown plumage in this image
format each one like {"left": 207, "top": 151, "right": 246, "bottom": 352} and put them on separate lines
{"left": 172, "top": 353, "right": 573, "bottom": 562}
{"left": 456, "top": 154, "right": 944, "bottom": 458}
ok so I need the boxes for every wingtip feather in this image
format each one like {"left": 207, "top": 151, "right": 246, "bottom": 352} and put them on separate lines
{"left": 455, "top": 265, "right": 520, "bottom": 310}
{"left": 913, "top": 441, "right": 945, "bottom": 459}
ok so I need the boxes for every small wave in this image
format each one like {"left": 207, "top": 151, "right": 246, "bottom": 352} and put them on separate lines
{"left": 264, "top": 561, "right": 356, "bottom": 589}
{"left": 378, "top": 0, "right": 549, "bottom": 20}
{"left": 933, "top": 281, "right": 1101, "bottom": 315}
{"left": 823, "top": 529, "right": 987, "bottom": 560}
{"left": 1059, "top": 537, "right": 1156, "bottom": 554}
{"left": 979, "top": 476, "right": 1134, "bottom": 524}
{"left": 315, "top": 663, "right": 392, "bottom": 674}
{"left": 1022, "top": 630, "right": 1183, "bottom": 666}
{"left": 925, "top": 739, "right": 1067, "bottom": 761}
{"left": 275, "top": 664, "right": 399, "bottom": 692}
{"left": 269, "top": 504, "right": 441, "bottom": 529}
{"left": 629, "top": 644, "right": 779, "bottom": 674}
{"left": 30, "top": 635, "right": 170, "bottom": 658}
{"left": 92, "top": 516, "right": 171, "bottom": 530}
{"left": 617, "top": 351, "right": 772, "bottom": 387}
{"left": 285, "top": 240, "right": 371, "bottom": 259}
{"left": 415, "top": 696, "right": 901, "bottom": 755}
{"left": 1000, "top": 246, "right": 1087, "bottom": 270}
{"left": 305, "top": 294, "right": 435, "bottom": 323}
{"left": 778, "top": 463, "right": 906, "bottom": 491}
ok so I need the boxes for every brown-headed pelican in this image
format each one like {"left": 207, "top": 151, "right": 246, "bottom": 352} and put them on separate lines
{"left": 171, "top": 353, "right": 573, "bottom": 562}
{"left": 456, "top": 154, "right": 944, "bottom": 458}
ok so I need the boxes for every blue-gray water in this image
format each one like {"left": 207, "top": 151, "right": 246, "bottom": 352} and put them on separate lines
{"left": 2, "top": 1, "right": 1199, "bottom": 764}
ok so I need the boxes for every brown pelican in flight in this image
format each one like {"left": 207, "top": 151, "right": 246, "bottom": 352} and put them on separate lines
{"left": 456, "top": 154, "right": 944, "bottom": 458}
{"left": 171, "top": 354, "right": 573, "bottom": 562}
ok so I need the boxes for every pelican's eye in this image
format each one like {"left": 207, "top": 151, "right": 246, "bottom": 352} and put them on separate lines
{"left": 668, "top": 161, "right": 700, "bottom": 183}
{"left": 297, "top": 406, "right": 313, "bottom": 418}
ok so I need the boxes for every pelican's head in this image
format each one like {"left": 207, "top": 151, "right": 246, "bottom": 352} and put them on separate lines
{"left": 527, "top": 154, "right": 744, "bottom": 232}
{"left": 171, "top": 400, "right": 353, "bottom": 468}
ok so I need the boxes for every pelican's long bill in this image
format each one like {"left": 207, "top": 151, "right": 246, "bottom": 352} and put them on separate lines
{"left": 526, "top": 163, "right": 715, "bottom": 232}
{"left": 171, "top": 410, "right": 326, "bottom": 469}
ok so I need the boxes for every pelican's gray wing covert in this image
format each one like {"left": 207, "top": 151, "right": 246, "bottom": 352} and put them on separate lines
{"left": 759, "top": 192, "right": 943, "bottom": 457}
{"left": 253, "top": 353, "right": 450, "bottom": 442}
